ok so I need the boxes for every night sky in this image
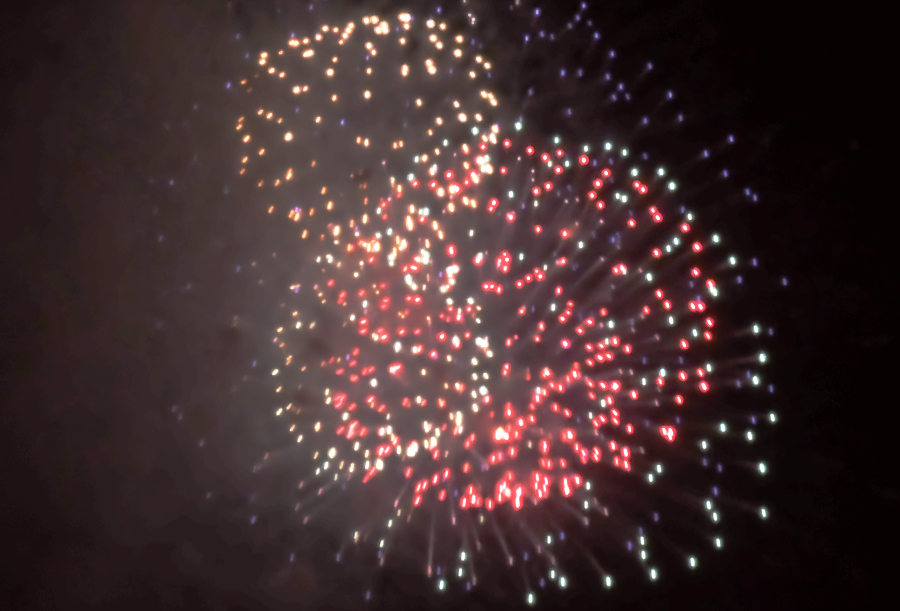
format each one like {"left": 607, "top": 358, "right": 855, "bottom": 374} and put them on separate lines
{"left": 0, "top": 0, "right": 886, "bottom": 609}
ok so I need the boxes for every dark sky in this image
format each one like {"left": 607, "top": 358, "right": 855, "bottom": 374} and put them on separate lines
{"left": 0, "top": 0, "right": 886, "bottom": 609}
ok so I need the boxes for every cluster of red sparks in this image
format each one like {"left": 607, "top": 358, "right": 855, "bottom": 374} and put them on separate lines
{"left": 287, "top": 132, "right": 727, "bottom": 520}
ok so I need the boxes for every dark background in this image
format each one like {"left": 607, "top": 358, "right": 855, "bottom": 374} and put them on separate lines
{"left": 0, "top": 0, "right": 887, "bottom": 609}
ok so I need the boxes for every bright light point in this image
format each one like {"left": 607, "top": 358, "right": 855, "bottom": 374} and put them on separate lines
{"left": 650, "top": 569, "right": 657, "bottom": 580}
{"left": 689, "top": 556, "right": 697, "bottom": 568}
{"left": 604, "top": 576, "right": 613, "bottom": 588}
{"left": 715, "top": 537, "right": 723, "bottom": 549}
{"left": 758, "top": 462, "right": 767, "bottom": 474}
{"left": 760, "top": 507, "right": 768, "bottom": 519}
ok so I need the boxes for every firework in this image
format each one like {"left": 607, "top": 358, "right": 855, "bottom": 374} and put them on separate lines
{"left": 225, "top": 5, "right": 775, "bottom": 604}
{"left": 233, "top": 11, "right": 500, "bottom": 252}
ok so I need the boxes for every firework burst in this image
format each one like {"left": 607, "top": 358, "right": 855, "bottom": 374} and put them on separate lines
{"left": 209, "top": 4, "right": 777, "bottom": 605}
{"left": 233, "top": 11, "right": 500, "bottom": 252}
